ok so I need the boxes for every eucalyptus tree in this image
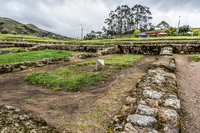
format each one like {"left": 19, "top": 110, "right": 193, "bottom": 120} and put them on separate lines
{"left": 131, "top": 4, "right": 152, "bottom": 31}
{"left": 104, "top": 4, "right": 153, "bottom": 35}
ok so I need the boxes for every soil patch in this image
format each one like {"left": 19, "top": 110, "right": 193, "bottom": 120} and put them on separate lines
{"left": 0, "top": 55, "right": 156, "bottom": 132}
{"left": 175, "top": 54, "right": 200, "bottom": 133}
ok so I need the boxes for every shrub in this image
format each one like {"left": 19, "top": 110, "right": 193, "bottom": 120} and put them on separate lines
{"left": 193, "top": 29, "right": 199, "bottom": 36}
{"left": 165, "top": 27, "right": 177, "bottom": 35}
{"left": 133, "top": 30, "right": 141, "bottom": 37}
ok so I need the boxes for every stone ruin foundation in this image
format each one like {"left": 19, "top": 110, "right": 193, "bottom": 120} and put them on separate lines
{"left": 108, "top": 47, "right": 181, "bottom": 133}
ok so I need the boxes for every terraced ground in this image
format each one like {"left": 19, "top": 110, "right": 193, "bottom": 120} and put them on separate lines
{"left": 0, "top": 38, "right": 200, "bottom": 132}
{"left": 0, "top": 53, "right": 156, "bottom": 132}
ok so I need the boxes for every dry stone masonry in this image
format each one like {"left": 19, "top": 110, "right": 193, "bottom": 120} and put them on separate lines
{"left": 108, "top": 47, "right": 181, "bottom": 133}
{"left": 0, "top": 57, "right": 70, "bottom": 74}
{"left": 0, "top": 104, "right": 58, "bottom": 132}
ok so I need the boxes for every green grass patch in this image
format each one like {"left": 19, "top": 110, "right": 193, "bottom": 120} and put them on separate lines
{"left": 25, "top": 54, "right": 144, "bottom": 91}
{"left": 192, "top": 56, "right": 200, "bottom": 61}
{"left": 0, "top": 49, "right": 78, "bottom": 65}
{"left": 2, "top": 34, "right": 200, "bottom": 44}
{"left": 0, "top": 34, "right": 61, "bottom": 43}
{"left": 0, "top": 47, "right": 25, "bottom": 50}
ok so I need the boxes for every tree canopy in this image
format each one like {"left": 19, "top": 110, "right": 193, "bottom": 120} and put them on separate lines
{"left": 157, "top": 21, "right": 170, "bottom": 29}
{"left": 104, "top": 4, "right": 153, "bottom": 35}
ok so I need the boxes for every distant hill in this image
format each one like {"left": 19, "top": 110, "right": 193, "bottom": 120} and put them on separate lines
{"left": 0, "top": 17, "right": 71, "bottom": 40}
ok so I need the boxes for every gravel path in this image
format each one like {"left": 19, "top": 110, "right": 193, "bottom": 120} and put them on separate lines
{"left": 175, "top": 54, "right": 200, "bottom": 133}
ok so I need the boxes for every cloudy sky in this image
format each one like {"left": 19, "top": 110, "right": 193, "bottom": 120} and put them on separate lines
{"left": 0, "top": 0, "right": 200, "bottom": 38}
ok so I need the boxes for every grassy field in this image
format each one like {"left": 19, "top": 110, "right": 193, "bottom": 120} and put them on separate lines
{"left": 0, "top": 34, "right": 62, "bottom": 43}
{"left": 0, "top": 49, "right": 79, "bottom": 65}
{"left": 192, "top": 56, "right": 200, "bottom": 61}
{"left": 0, "top": 47, "right": 25, "bottom": 50}
{"left": 25, "top": 54, "right": 144, "bottom": 91}
{"left": 1, "top": 34, "right": 200, "bottom": 44}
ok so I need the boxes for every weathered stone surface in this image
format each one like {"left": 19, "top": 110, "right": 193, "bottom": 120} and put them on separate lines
{"left": 164, "top": 98, "right": 180, "bottom": 110}
{"left": 160, "top": 47, "right": 173, "bottom": 56}
{"left": 127, "top": 114, "right": 157, "bottom": 127}
{"left": 136, "top": 105, "right": 158, "bottom": 117}
{"left": 149, "top": 56, "right": 176, "bottom": 72}
{"left": 158, "top": 108, "right": 180, "bottom": 125}
{"left": 20, "top": 65, "right": 28, "bottom": 70}
{"left": 163, "top": 124, "right": 179, "bottom": 133}
{"left": 124, "top": 123, "right": 138, "bottom": 133}
{"left": 146, "top": 99, "right": 159, "bottom": 107}
{"left": 96, "top": 59, "right": 105, "bottom": 70}
{"left": 126, "top": 96, "right": 137, "bottom": 105}
{"left": 0, "top": 104, "right": 58, "bottom": 132}
{"left": 143, "top": 90, "right": 164, "bottom": 100}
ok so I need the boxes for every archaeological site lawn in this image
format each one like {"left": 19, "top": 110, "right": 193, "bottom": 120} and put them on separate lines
{"left": 25, "top": 54, "right": 144, "bottom": 91}
{"left": 0, "top": 49, "right": 79, "bottom": 65}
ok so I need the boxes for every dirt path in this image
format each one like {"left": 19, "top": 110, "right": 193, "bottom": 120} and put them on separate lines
{"left": 0, "top": 55, "right": 156, "bottom": 132}
{"left": 175, "top": 54, "right": 200, "bottom": 133}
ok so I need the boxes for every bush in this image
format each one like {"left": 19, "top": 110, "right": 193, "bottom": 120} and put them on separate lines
{"left": 165, "top": 27, "right": 177, "bottom": 35}
{"left": 193, "top": 29, "right": 199, "bottom": 36}
{"left": 133, "top": 30, "right": 141, "bottom": 37}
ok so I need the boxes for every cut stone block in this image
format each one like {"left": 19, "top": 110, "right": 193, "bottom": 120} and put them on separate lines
{"left": 96, "top": 59, "right": 105, "bottom": 70}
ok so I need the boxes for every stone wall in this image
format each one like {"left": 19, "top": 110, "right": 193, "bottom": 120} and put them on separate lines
{"left": 0, "top": 57, "right": 70, "bottom": 74}
{"left": 0, "top": 49, "right": 26, "bottom": 55}
{"left": 1, "top": 41, "right": 200, "bottom": 55}
{"left": 0, "top": 52, "right": 104, "bottom": 74}
{"left": 0, "top": 104, "right": 58, "bottom": 132}
{"left": 118, "top": 43, "right": 200, "bottom": 54}
{"left": 0, "top": 40, "right": 38, "bottom": 48}
{"left": 108, "top": 47, "right": 181, "bottom": 133}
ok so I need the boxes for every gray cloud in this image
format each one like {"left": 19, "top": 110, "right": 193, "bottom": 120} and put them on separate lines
{"left": 0, "top": 0, "right": 200, "bottom": 38}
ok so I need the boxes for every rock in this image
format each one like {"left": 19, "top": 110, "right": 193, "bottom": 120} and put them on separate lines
{"left": 121, "top": 105, "right": 130, "bottom": 112}
{"left": 20, "top": 65, "right": 28, "bottom": 70}
{"left": 160, "top": 47, "right": 173, "bottom": 56}
{"left": 164, "top": 98, "right": 180, "bottom": 110}
{"left": 136, "top": 105, "right": 158, "bottom": 117}
{"left": 15, "top": 108, "right": 21, "bottom": 112}
{"left": 146, "top": 99, "right": 159, "bottom": 107}
{"left": 4, "top": 105, "right": 15, "bottom": 110}
{"left": 126, "top": 114, "right": 157, "bottom": 127}
{"left": 138, "top": 101, "right": 147, "bottom": 105}
{"left": 35, "top": 63, "right": 45, "bottom": 67}
{"left": 163, "top": 124, "right": 179, "bottom": 133}
{"left": 19, "top": 115, "right": 29, "bottom": 120}
{"left": 143, "top": 90, "right": 164, "bottom": 100}
{"left": 124, "top": 123, "right": 138, "bottom": 133}
{"left": 180, "top": 51, "right": 184, "bottom": 54}
{"left": 96, "top": 59, "right": 105, "bottom": 70}
{"left": 148, "top": 56, "right": 176, "bottom": 72}
{"left": 158, "top": 108, "right": 180, "bottom": 125}
{"left": 126, "top": 96, "right": 136, "bottom": 105}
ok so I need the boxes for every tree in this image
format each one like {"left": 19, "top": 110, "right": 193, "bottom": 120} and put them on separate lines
{"left": 133, "top": 30, "right": 141, "bottom": 37}
{"left": 179, "top": 25, "right": 190, "bottom": 33}
{"left": 104, "top": 4, "right": 152, "bottom": 35}
{"left": 193, "top": 29, "right": 199, "bottom": 36}
{"left": 157, "top": 21, "right": 170, "bottom": 29}
{"left": 131, "top": 4, "right": 152, "bottom": 31}
{"left": 165, "top": 27, "right": 177, "bottom": 35}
